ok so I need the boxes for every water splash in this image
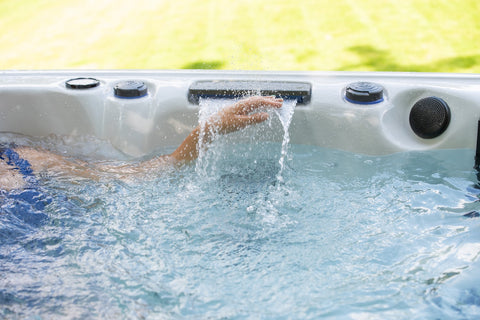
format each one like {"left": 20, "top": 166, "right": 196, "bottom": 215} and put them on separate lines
{"left": 273, "top": 99, "right": 296, "bottom": 183}
{"left": 195, "top": 98, "right": 231, "bottom": 177}
{"left": 195, "top": 97, "right": 296, "bottom": 185}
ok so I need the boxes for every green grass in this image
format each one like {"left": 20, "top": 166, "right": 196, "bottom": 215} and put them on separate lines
{"left": 0, "top": 0, "right": 479, "bottom": 72}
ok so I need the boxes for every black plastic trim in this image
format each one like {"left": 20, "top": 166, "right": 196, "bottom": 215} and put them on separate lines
{"left": 188, "top": 80, "right": 311, "bottom": 105}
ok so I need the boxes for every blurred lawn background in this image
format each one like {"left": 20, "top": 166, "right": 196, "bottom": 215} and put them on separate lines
{"left": 0, "top": 0, "right": 479, "bottom": 72}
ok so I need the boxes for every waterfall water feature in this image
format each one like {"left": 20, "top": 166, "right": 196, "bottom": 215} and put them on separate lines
{"left": 195, "top": 98, "right": 232, "bottom": 178}
{"left": 273, "top": 99, "right": 296, "bottom": 183}
{"left": 196, "top": 97, "right": 296, "bottom": 184}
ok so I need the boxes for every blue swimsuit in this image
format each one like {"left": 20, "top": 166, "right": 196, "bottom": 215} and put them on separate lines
{"left": 0, "top": 146, "right": 50, "bottom": 227}
{"left": 0, "top": 146, "right": 36, "bottom": 183}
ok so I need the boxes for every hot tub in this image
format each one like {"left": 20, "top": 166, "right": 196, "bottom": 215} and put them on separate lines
{"left": 1, "top": 70, "right": 480, "bottom": 319}
{"left": 1, "top": 70, "right": 479, "bottom": 157}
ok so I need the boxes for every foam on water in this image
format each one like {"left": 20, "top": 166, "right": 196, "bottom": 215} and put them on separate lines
{"left": 1, "top": 132, "right": 480, "bottom": 319}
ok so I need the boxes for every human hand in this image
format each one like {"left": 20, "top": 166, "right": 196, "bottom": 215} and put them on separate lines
{"left": 169, "top": 96, "right": 284, "bottom": 163}
{"left": 207, "top": 96, "right": 284, "bottom": 134}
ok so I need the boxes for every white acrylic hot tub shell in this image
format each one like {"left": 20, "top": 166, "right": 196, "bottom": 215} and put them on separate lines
{"left": 1, "top": 70, "right": 479, "bottom": 156}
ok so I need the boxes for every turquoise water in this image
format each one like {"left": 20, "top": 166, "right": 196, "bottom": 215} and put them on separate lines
{"left": 1, "top": 135, "right": 480, "bottom": 319}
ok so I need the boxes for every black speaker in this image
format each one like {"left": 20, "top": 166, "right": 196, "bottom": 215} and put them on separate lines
{"left": 409, "top": 97, "right": 451, "bottom": 139}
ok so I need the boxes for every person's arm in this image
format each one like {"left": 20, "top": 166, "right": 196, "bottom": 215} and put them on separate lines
{"left": 10, "top": 96, "right": 283, "bottom": 182}
{"left": 169, "top": 95, "right": 283, "bottom": 163}
{"left": 96, "top": 96, "right": 283, "bottom": 178}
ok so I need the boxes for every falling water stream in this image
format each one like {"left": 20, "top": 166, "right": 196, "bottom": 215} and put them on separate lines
{"left": 273, "top": 99, "right": 296, "bottom": 183}
{"left": 196, "top": 97, "right": 296, "bottom": 184}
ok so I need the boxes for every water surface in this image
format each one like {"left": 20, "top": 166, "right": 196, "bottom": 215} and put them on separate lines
{"left": 1, "top": 134, "right": 480, "bottom": 319}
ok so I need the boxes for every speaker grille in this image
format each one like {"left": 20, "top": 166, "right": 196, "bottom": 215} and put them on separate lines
{"left": 409, "top": 97, "right": 451, "bottom": 139}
